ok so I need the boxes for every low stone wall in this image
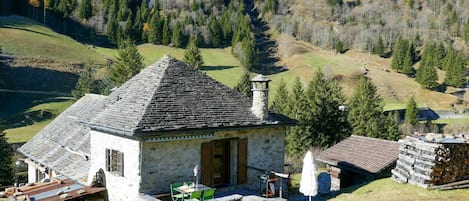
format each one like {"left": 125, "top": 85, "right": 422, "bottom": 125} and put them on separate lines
{"left": 392, "top": 136, "right": 469, "bottom": 188}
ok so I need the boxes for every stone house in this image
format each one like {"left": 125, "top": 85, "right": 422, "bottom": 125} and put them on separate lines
{"left": 317, "top": 135, "right": 399, "bottom": 190}
{"left": 19, "top": 55, "right": 294, "bottom": 201}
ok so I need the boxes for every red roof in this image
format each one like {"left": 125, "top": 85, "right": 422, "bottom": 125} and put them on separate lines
{"left": 317, "top": 135, "right": 399, "bottom": 174}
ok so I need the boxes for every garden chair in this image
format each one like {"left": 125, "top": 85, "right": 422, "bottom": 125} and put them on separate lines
{"left": 170, "top": 182, "right": 189, "bottom": 201}
{"left": 202, "top": 188, "right": 216, "bottom": 201}
{"left": 186, "top": 190, "right": 203, "bottom": 201}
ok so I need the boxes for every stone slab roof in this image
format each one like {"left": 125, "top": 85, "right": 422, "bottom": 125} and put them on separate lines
{"left": 18, "top": 94, "right": 106, "bottom": 183}
{"left": 317, "top": 135, "right": 399, "bottom": 174}
{"left": 85, "top": 55, "right": 293, "bottom": 136}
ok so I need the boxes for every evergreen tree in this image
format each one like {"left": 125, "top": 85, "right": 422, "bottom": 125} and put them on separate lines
{"left": 445, "top": 51, "right": 467, "bottom": 88}
{"left": 373, "top": 36, "right": 385, "bottom": 57}
{"left": 0, "top": 130, "right": 13, "bottom": 186}
{"left": 305, "top": 70, "right": 350, "bottom": 148}
{"left": 162, "top": 17, "right": 170, "bottom": 45}
{"left": 405, "top": 97, "right": 418, "bottom": 125}
{"left": 110, "top": 39, "right": 144, "bottom": 86}
{"left": 271, "top": 78, "right": 289, "bottom": 115}
{"left": 183, "top": 37, "right": 204, "bottom": 69}
{"left": 401, "top": 45, "right": 414, "bottom": 75}
{"left": 385, "top": 112, "right": 401, "bottom": 141}
{"left": 172, "top": 22, "right": 184, "bottom": 48}
{"left": 106, "top": 9, "right": 118, "bottom": 44}
{"left": 435, "top": 42, "right": 446, "bottom": 69}
{"left": 415, "top": 62, "right": 438, "bottom": 88}
{"left": 72, "top": 66, "right": 95, "bottom": 99}
{"left": 148, "top": 13, "right": 162, "bottom": 44}
{"left": 285, "top": 77, "right": 310, "bottom": 155}
{"left": 208, "top": 17, "right": 223, "bottom": 47}
{"left": 348, "top": 77, "right": 385, "bottom": 138}
{"left": 234, "top": 71, "right": 252, "bottom": 97}
{"left": 78, "top": 0, "right": 93, "bottom": 20}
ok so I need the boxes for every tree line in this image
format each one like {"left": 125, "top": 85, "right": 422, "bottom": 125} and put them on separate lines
{"left": 391, "top": 37, "right": 467, "bottom": 89}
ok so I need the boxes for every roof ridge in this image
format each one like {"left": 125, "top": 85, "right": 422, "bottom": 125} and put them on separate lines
{"left": 350, "top": 135, "right": 399, "bottom": 144}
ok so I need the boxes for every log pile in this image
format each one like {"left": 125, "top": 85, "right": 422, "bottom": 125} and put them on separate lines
{"left": 392, "top": 135, "right": 469, "bottom": 188}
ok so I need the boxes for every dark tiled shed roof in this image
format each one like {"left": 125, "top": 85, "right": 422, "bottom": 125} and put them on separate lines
{"left": 18, "top": 94, "right": 106, "bottom": 183}
{"left": 86, "top": 55, "right": 293, "bottom": 136}
{"left": 317, "top": 135, "right": 399, "bottom": 174}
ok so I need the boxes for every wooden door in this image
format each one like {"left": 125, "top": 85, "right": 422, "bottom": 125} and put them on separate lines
{"left": 237, "top": 138, "right": 248, "bottom": 184}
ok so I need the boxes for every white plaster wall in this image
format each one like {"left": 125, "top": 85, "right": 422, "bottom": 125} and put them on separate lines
{"left": 28, "top": 164, "right": 36, "bottom": 183}
{"left": 87, "top": 130, "right": 142, "bottom": 201}
{"left": 140, "top": 127, "right": 285, "bottom": 194}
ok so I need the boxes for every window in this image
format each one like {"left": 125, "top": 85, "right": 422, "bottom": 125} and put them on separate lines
{"left": 105, "top": 149, "right": 124, "bottom": 177}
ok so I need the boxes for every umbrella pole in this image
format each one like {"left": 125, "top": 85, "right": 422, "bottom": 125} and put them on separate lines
{"left": 309, "top": 196, "right": 311, "bottom": 201}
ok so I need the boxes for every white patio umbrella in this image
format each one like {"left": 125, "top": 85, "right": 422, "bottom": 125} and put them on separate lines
{"left": 299, "top": 150, "right": 318, "bottom": 201}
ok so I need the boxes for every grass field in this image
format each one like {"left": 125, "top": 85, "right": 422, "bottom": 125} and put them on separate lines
{"left": 4, "top": 98, "right": 74, "bottom": 143}
{"left": 328, "top": 178, "right": 469, "bottom": 201}
{"left": 0, "top": 15, "right": 105, "bottom": 64}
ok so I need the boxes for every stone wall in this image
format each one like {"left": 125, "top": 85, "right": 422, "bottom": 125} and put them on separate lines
{"left": 140, "top": 127, "right": 285, "bottom": 194}
{"left": 87, "top": 130, "right": 142, "bottom": 201}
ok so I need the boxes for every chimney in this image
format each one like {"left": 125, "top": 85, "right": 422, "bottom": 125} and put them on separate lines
{"left": 251, "top": 74, "right": 271, "bottom": 120}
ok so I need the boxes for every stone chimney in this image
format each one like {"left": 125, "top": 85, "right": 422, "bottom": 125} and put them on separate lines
{"left": 251, "top": 74, "right": 271, "bottom": 120}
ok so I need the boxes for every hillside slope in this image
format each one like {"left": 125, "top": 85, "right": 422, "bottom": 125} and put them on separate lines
{"left": 0, "top": 15, "right": 106, "bottom": 69}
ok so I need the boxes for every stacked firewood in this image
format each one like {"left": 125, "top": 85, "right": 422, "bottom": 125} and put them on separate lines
{"left": 392, "top": 136, "right": 469, "bottom": 188}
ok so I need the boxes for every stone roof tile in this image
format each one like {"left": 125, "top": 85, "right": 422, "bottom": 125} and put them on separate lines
{"left": 317, "top": 135, "right": 399, "bottom": 174}
{"left": 86, "top": 55, "right": 292, "bottom": 136}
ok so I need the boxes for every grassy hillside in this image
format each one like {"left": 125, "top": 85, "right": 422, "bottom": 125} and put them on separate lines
{"left": 3, "top": 97, "right": 74, "bottom": 143}
{"left": 0, "top": 15, "right": 105, "bottom": 65}
{"left": 274, "top": 34, "right": 463, "bottom": 111}
{"left": 329, "top": 178, "right": 469, "bottom": 201}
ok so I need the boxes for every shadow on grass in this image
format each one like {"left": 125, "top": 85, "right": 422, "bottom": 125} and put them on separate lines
{"left": 2, "top": 25, "right": 56, "bottom": 38}
{"left": 200, "top": 65, "right": 237, "bottom": 71}
{"left": 0, "top": 95, "right": 72, "bottom": 130}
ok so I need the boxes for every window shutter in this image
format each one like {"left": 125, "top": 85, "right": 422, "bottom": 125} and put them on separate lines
{"left": 119, "top": 152, "right": 124, "bottom": 177}
{"left": 237, "top": 138, "right": 248, "bottom": 184}
{"left": 105, "top": 149, "right": 110, "bottom": 171}
{"left": 201, "top": 142, "right": 214, "bottom": 186}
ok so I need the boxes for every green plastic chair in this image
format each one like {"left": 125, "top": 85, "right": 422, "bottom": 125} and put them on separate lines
{"left": 170, "top": 182, "right": 189, "bottom": 201}
{"left": 203, "top": 188, "right": 216, "bottom": 201}
{"left": 186, "top": 190, "right": 203, "bottom": 201}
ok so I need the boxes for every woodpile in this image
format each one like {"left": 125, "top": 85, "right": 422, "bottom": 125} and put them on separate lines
{"left": 392, "top": 135, "right": 469, "bottom": 188}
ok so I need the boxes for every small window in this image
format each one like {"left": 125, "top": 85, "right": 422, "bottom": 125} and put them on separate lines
{"left": 105, "top": 149, "right": 124, "bottom": 177}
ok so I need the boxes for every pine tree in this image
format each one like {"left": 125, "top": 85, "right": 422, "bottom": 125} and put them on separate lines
{"left": 415, "top": 62, "right": 438, "bottom": 88}
{"left": 391, "top": 36, "right": 405, "bottom": 71}
{"left": 234, "top": 71, "right": 252, "bottom": 97}
{"left": 183, "top": 37, "right": 204, "bottom": 69}
{"left": 72, "top": 66, "right": 95, "bottom": 99}
{"left": 110, "top": 39, "right": 144, "bottom": 86}
{"left": 445, "top": 51, "right": 467, "bottom": 88}
{"left": 271, "top": 78, "right": 289, "bottom": 115}
{"left": 78, "top": 0, "right": 93, "bottom": 20}
{"left": 0, "top": 131, "right": 13, "bottom": 186}
{"left": 208, "top": 17, "right": 223, "bottom": 47}
{"left": 305, "top": 70, "right": 350, "bottom": 148}
{"left": 405, "top": 97, "right": 418, "bottom": 125}
{"left": 401, "top": 45, "right": 414, "bottom": 75}
{"left": 348, "top": 77, "right": 385, "bottom": 138}
{"left": 373, "top": 36, "right": 385, "bottom": 57}
{"left": 285, "top": 77, "right": 310, "bottom": 155}
{"left": 106, "top": 8, "right": 118, "bottom": 44}
{"left": 162, "top": 17, "right": 170, "bottom": 45}
{"left": 148, "top": 13, "right": 162, "bottom": 44}
{"left": 385, "top": 112, "right": 401, "bottom": 141}
{"left": 172, "top": 22, "right": 184, "bottom": 48}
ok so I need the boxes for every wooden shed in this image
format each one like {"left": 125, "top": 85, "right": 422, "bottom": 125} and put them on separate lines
{"left": 317, "top": 135, "right": 399, "bottom": 190}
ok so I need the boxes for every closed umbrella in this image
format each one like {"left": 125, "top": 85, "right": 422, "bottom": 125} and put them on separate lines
{"left": 299, "top": 150, "right": 317, "bottom": 201}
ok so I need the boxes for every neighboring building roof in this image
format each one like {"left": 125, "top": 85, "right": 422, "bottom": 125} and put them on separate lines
{"left": 317, "top": 135, "right": 399, "bottom": 174}
{"left": 18, "top": 94, "right": 106, "bottom": 183}
{"left": 85, "top": 55, "right": 293, "bottom": 136}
